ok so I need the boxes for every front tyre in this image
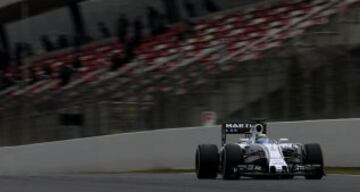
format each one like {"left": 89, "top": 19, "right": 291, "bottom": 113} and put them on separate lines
{"left": 222, "top": 144, "right": 243, "bottom": 180}
{"left": 196, "top": 144, "right": 219, "bottom": 179}
{"left": 303, "top": 143, "right": 324, "bottom": 180}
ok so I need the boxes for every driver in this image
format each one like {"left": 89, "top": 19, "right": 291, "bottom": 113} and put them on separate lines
{"left": 256, "top": 133, "right": 270, "bottom": 144}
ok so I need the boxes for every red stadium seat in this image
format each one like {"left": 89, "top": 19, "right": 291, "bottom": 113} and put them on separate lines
{"left": 5, "top": 0, "right": 357, "bottom": 97}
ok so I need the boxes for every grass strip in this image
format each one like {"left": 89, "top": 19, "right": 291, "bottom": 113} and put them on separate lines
{"left": 325, "top": 167, "right": 360, "bottom": 175}
{"left": 130, "top": 167, "right": 360, "bottom": 175}
{"left": 78, "top": 167, "right": 360, "bottom": 175}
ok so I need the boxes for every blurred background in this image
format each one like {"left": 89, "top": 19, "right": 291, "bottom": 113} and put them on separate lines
{"left": 0, "top": 0, "right": 359, "bottom": 146}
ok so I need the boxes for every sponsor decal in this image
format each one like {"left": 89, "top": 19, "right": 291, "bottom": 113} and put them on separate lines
{"left": 222, "top": 122, "right": 266, "bottom": 134}
{"left": 224, "top": 123, "right": 254, "bottom": 128}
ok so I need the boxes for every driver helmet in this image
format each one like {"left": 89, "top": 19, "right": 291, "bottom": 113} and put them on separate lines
{"left": 256, "top": 133, "right": 269, "bottom": 144}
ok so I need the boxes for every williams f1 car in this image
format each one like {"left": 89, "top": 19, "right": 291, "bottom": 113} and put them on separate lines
{"left": 195, "top": 121, "right": 324, "bottom": 180}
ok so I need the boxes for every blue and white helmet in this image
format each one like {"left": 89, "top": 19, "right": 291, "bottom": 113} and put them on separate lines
{"left": 256, "top": 133, "right": 269, "bottom": 144}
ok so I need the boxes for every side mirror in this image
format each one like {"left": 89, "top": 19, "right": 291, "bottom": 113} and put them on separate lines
{"left": 239, "top": 138, "right": 249, "bottom": 143}
{"left": 279, "top": 138, "right": 289, "bottom": 143}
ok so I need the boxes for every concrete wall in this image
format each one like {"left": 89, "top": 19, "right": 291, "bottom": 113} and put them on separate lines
{"left": 269, "top": 119, "right": 360, "bottom": 167}
{"left": 0, "top": 126, "right": 220, "bottom": 175}
{"left": 0, "top": 118, "right": 359, "bottom": 176}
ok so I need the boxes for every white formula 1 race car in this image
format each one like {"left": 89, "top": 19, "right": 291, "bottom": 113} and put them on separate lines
{"left": 195, "top": 120, "right": 324, "bottom": 180}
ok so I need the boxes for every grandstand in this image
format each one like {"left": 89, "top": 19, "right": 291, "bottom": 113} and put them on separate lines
{"left": 0, "top": 0, "right": 360, "bottom": 146}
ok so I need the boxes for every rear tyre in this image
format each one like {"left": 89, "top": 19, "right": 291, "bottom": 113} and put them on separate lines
{"left": 222, "top": 144, "right": 243, "bottom": 180}
{"left": 196, "top": 144, "right": 219, "bottom": 179}
{"left": 303, "top": 143, "right": 324, "bottom": 180}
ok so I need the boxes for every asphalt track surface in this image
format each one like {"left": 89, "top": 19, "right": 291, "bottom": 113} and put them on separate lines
{"left": 0, "top": 174, "right": 359, "bottom": 192}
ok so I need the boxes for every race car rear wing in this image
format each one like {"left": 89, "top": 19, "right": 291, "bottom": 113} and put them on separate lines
{"left": 221, "top": 120, "right": 267, "bottom": 146}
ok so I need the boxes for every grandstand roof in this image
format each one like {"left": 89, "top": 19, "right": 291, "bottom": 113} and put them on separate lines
{"left": 0, "top": 0, "right": 85, "bottom": 24}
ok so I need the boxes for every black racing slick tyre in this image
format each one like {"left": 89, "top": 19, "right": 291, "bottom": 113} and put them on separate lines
{"left": 304, "top": 143, "right": 324, "bottom": 180}
{"left": 222, "top": 144, "right": 243, "bottom": 180}
{"left": 196, "top": 144, "right": 219, "bottom": 179}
